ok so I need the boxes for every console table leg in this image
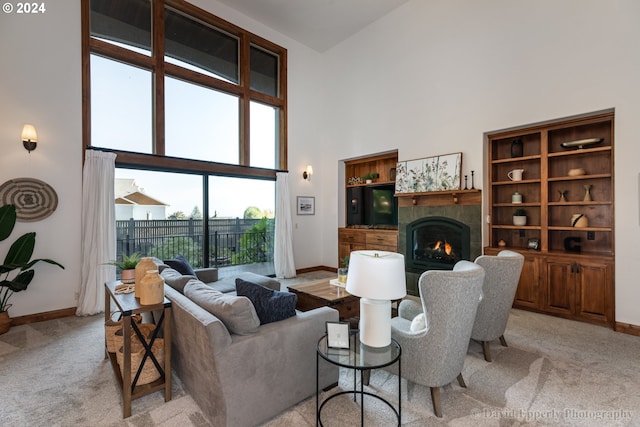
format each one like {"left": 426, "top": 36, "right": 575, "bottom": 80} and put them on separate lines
{"left": 123, "top": 315, "right": 132, "bottom": 418}
{"left": 164, "top": 306, "right": 172, "bottom": 401}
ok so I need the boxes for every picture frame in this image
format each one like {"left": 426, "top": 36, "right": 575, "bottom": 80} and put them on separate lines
{"left": 395, "top": 152, "right": 462, "bottom": 194}
{"left": 296, "top": 196, "right": 315, "bottom": 215}
{"left": 326, "top": 321, "right": 350, "bottom": 349}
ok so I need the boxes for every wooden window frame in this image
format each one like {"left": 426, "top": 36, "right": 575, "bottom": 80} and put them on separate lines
{"left": 81, "top": 0, "right": 287, "bottom": 178}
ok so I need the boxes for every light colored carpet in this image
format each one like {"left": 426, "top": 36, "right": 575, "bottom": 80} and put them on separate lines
{"left": 1, "top": 272, "right": 639, "bottom": 426}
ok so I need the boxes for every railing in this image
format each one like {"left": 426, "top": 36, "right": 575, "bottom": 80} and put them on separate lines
{"left": 115, "top": 218, "right": 274, "bottom": 269}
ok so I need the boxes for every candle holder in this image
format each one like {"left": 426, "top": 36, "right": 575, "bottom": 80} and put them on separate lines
{"left": 464, "top": 175, "right": 468, "bottom": 190}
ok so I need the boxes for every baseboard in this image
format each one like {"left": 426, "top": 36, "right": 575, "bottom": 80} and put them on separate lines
{"left": 614, "top": 321, "right": 640, "bottom": 337}
{"left": 10, "top": 307, "right": 77, "bottom": 327}
{"left": 296, "top": 266, "right": 335, "bottom": 274}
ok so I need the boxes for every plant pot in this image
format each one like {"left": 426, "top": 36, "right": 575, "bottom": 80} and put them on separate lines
{"left": 121, "top": 268, "right": 135, "bottom": 284}
{"left": 0, "top": 311, "right": 11, "bottom": 335}
{"left": 513, "top": 215, "right": 527, "bottom": 226}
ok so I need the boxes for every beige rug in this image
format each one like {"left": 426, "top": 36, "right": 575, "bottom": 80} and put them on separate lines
{"left": 1, "top": 276, "right": 639, "bottom": 426}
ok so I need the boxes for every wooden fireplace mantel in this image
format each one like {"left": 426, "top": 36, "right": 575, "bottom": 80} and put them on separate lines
{"left": 396, "top": 189, "right": 481, "bottom": 207}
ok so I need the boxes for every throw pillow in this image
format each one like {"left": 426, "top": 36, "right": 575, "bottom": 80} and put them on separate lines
{"left": 164, "top": 254, "right": 196, "bottom": 276}
{"left": 235, "top": 278, "right": 297, "bottom": 325}
{"left": 184, "top": 281, "right": 260, "bottom": 335}
{"left": 410, "top": 312, "right": 428, "bottom": 332}
{"left": 160, "top": 269, "right": 196, "bottom": 294}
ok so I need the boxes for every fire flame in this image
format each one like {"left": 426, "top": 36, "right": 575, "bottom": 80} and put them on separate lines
{"left": 433, "top": 241, "right": 453, "bottom": 255}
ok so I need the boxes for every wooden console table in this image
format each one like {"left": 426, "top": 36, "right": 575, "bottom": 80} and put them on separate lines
{"left": 104, "top": 281, "right": 172, "bottom": 418}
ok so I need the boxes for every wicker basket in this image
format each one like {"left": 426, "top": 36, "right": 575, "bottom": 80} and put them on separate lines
{"left": 104, "top": 313, "right": 143, "bottom": 353}
{"left": 116, "top": 331, "right": 165, "bottom": 385}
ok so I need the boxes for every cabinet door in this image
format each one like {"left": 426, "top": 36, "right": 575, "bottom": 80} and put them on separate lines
{"left": 575, "top": 260, "right": 614, "bottom": 325}
{"left": 544, "top": 260, "right": 575, "bottom": 315}
{"left": 513, "top": 254, "right": 540, "bottom": 309}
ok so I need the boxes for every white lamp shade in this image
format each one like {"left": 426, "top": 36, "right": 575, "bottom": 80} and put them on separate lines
{"left": 346, "top": 250, "right": 406, "bottom": 300}
{"left": 21, "top": 124, "right": 38, "bottom": 142}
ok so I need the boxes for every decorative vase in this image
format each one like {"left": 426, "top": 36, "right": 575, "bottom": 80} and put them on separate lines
{"left": 135, "top": 257, "right": 157, "bottom": 298}
{"left": 583, "top": 184, "right": 592, "bottom": 202}
{"left": 511, "top": 192, "right": 522, "bottom": 204}
{"left": 0, "top": 310, "right": 11, "bottom": 335}
{"left": 558, "top": 190, "right": 567, "bottom": 202}
{"left": 139, "top": 270, "right": 165, "bottom": 305}
{"left": 571, "top": 213, "right": 589, "bottom": 228}
{"left": 511, "top": 138, "right": 523, "bottom": 158}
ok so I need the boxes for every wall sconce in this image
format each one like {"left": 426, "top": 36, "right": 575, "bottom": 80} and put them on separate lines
{"left": 21, "top": 124, "right": 38, "bottom": 153}
{"left": 303, "top": 165, "right": 313, "bottom": 181}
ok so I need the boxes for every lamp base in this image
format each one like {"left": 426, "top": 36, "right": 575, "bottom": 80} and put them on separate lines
{"left": 359, "top": 298, "right": 391, "bottom": 347}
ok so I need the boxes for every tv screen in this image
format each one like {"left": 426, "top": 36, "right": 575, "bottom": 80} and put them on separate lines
{"left": 368, "top": 187, "right": 397, "bottom": 226}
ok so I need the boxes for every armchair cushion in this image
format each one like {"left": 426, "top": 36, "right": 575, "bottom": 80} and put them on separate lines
{"left": 164, "top": 253, "right": 196, "bottom": 276}
{"left": 236, "top": 278, "right": 297, "bottom": 325}
{"left": 184, "top": 280, "right": 260, "bottom": 335}
{"left": 410, "top": 312, "right": 427, "bottom": 332}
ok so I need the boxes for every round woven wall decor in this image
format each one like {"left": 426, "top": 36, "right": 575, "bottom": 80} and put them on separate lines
{"left": 0, "top": 178, "right": 58, "bottom": 222}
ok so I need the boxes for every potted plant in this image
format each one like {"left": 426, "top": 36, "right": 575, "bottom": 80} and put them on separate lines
{"left": 361, "top": 173, "right": 379, "bottom": 184}
{"left": 513, "top": 208, "right": 527, "bottom": 226}
{"left": 105, "top": 252, "right": 141, "bottom": 284}
{"left": 0, "top": 204, "right": 65, "bottom": 334}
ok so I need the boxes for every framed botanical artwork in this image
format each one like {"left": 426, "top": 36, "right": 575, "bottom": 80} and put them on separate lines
{"left": 296, "top": 196, "right": 315, "bottom": 215}
{"left": 395, "top": 152, "right": 462, "bottom": 194}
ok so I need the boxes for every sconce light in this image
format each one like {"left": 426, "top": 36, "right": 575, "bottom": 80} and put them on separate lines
{"left": 21, "top": 124, "right": 38, "bottom": 153}
{"left": 303, "top": 165, "right": 313, "bottom": 181}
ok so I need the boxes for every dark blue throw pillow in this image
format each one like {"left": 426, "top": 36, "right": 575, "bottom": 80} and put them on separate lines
{"left": 164, "top": 254, "right": 196, "bottom": 276}
{"left": 236, "top": 278, "right": 297, "bottom": 325}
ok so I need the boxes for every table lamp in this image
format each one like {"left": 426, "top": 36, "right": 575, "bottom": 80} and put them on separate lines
{"left": 346, "top": 250, "right": 406, "bottom": 347}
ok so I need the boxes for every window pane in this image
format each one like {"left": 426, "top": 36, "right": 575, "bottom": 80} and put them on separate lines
{"left": 250, "top": 101, "right": 278, "bottom": 169}
{"left": 91, "top": 55, "right": 152, "bottom": 152}
{"left": 208, "top": 176, "right": 275, "bottom": 276}
{"left": 250, "top": 45, "right": 279, "bottom": 97}
{"left": 165, "top": 77, "right": 239, "bottom": 163}
{"left": 165, "top": 8, "right": 239, "bottom": 83}
{"left": 115, "top": 169, "right": 205, "bottom": 267}
{"left": 90, "top": 0, "right": 151, "bottom": 55}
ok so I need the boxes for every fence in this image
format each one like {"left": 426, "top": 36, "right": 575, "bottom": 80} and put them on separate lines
{"left": 115, "top": 218, "right": 274, "bottom": 269}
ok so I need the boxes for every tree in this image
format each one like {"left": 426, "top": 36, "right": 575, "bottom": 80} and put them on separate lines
{"left": 168, "top": 211, "right": 187, "bottom": 219}
{"left": 243, "top": 206, "right": 262, "bottom": 219}
{"left": 190, "top": 206, "right": 203, "bottom": 219}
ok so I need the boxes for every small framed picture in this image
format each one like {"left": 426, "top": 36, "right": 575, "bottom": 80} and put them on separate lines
{"left": 326, "top": 321, "right": 350, "bottom": 349}
{"left": 297, "top": 196, "right": 315, "bottom": 215}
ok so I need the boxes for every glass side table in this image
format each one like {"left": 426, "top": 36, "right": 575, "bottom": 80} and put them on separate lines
{"left": 316, "top": 331, "right": 401, "bottom": 426}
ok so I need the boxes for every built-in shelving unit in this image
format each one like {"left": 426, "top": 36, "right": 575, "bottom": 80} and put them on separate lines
{"left": 485, "top": 110, "right": 615, "bottom": 327}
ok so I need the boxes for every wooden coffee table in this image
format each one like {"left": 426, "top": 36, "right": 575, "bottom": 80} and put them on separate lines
{"left": 288, "top": 279, "right": 360, "bottom": 324}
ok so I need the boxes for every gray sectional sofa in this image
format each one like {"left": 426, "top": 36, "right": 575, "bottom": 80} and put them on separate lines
{"left": 156, "top": 263, "right": 339, "bottom": 427}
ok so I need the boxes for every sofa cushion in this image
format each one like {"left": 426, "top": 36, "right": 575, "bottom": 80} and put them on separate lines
{"left": 184, "top": 280, "right": 260, "bottom": 335}
{"left": 160, "top": 268, "right": 197, "bottom": 294}
{"left": 164, "top": 254, "right": 196, "bottom": 276}
{"left": 236, "top": 278, "right": 297, "bottom": 325}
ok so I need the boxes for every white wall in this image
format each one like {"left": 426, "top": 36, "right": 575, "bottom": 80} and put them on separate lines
{"left": 320, "top": 0, "right": 640, "bottom": 326}
{"left": 0, "top": 3, "right": 82, "bottom": 317}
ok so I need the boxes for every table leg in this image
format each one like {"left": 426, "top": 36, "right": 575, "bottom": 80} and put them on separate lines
{"left": 122, "top": 315, "right": 132, "bottom": 418}
{"left": 315, "top": 351, "right": 319, "bottom": 427}
{"left": 164, "top": 306, "right": 172, "bottom": 401}
{"left": 104, "top": 288, "right": 110, "bottom": 360}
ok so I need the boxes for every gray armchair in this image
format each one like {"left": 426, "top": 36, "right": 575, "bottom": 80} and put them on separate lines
{"left": 385, "top": 260, "right": 485, "bottom": 418}
{"left": 472, "top": 250, "right": 524, "bottom": 362}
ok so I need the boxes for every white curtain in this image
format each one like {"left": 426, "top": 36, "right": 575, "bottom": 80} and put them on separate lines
{"left": 76, "top": 150, "right": 116, "bottom": 316}
{"left": 274, "top": 172, "right": 296, "bottom": 278}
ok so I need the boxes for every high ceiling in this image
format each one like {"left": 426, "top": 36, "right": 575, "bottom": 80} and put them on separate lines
{"left": 215, "top": 0, "right": 409, "bottom": 52}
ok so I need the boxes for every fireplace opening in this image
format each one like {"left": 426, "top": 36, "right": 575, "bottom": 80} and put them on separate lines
{"left": 406, "top": 216, "right": 470, "bottom": 272}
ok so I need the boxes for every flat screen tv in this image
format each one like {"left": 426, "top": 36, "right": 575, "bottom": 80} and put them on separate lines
{"left": 346, "top": 184, "right": 398, "bottom": 226}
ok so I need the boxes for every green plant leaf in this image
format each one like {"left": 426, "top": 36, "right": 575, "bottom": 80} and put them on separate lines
{"left": 0, "top": 270, "right": 35, "bottom": 292}
{"left": 3, "top": 232, "right": 35, "bottom": 267}
{"left": 0, "top": 205, "right": 17, "bottom": 241}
